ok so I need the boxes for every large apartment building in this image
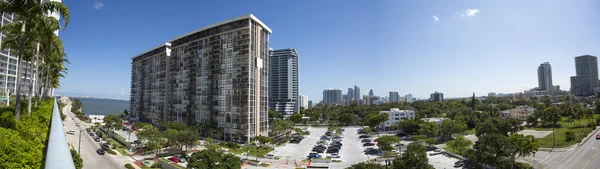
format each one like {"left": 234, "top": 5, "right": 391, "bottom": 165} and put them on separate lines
{"left": 268, "top": 48, "right": 299, "bottom": 117}
{"left": 0, "top": 0, "right": 62, "bottom": 97}
{"left": 130, "top": 14, "right": 271, "bottom": 142}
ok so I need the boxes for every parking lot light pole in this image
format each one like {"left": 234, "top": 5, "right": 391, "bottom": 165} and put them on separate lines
{"left": 78, "top": 130, "right": 82, "bottom": 154}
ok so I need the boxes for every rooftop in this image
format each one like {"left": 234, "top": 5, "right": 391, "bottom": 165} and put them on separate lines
{"left": 131, "top": 14, "right": 271, "bottom": 60}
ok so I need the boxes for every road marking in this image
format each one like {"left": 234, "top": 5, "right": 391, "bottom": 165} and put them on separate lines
{"left": 592, "top": 147, "right": 597, "bottom": 150}
{"left": 582, "top": 145, "right": 600, "bottom": 169}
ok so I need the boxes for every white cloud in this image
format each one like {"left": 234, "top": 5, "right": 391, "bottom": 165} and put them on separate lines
{"left": 94, "top": 2, "right": 105, "bottom": 10}
{"left": 457, "top": 8, "right": 480, "bottom": 17}
{"left": 432, "top": 15, "right": 439, "bottom": 21}
{"left": 120, "top": 88, "right": 125, "bottom": 95}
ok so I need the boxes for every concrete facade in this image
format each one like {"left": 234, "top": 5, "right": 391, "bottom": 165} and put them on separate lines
{"left": 130, "top": 14, "right": 271, "bottom": 142}
{"left": 269, "top": 48, "right": 299, "bottom": 117}
{"left": 379, "top": 108, "right": 415, "bottom": 130}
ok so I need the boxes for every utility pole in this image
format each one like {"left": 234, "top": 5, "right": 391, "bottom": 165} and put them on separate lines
{"left": 78, "top": 130, "right": 82, "bottom": 154}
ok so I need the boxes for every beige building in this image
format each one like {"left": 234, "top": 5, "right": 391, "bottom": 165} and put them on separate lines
{"left": 130, "top": 14, "right": 271, "bottom": 142}
{"left": 501, "top": 106, "right": 536, "bottom": 120}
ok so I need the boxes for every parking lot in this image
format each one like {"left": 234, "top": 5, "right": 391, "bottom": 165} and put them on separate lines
{"left": 427, "top": 151, "right": 460, "bottom": 169}
{"left": 271, "top": 126, "right": 372, "bottom": 168}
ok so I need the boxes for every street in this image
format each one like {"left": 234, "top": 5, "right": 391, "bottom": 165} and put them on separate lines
{"left": 61, "top": 97, "right": 127, "bottom": 169}
{"left": 519, "top": 128, "right": 600, "bottom": 169}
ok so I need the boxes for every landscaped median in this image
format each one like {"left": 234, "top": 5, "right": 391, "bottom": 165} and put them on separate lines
{"left": 526, "top": 116, "right": 598, "bottom": 148}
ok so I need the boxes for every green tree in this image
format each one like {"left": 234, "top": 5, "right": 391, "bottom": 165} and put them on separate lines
{"left": 418, "top": 122, "right": 438, "bottom": 138}
{"left": 268, "top": 109, "right": 282, "bottom": 119}
{"left": 508, "top": 134, "right": 539, "bottom": 167}
{"left": 123, "top": 109, "right": 129, "bottom": 116}
{"left": 346, "top": 162, "right": 386, "bottom": 169}
{"left": 375, "top": 135, "right": 400, "bottom": 151}
{"left": 0, "top": 0, "right": 70, "bottom": 120}
{"left": 393, "top": 118, "right": 421, "bottom": 134}
{"left": 446, "top": 135, "right": 472, "bottom": 155}
{"left": 338, "top": 113, "right": 355, "bottom": 125}
{"left": 392, "top": 142, "right": 434, "bottom": 169}
{"left": 289, "top": 113, "right": 304, "bottom": 124}
{"left": 136, "top": 125, "right": 164, "bottom": 157}
{"left": 70, "top": 149, "right": 83, "bottom": 169}
{"left": 103, "top": 114, "right": 122, "bottom": 133}
{"left": 187, "top": 147, "right": 241, "bottom": 169}
{"left": 440, "top": 119, "right": 467, "bottom": 141}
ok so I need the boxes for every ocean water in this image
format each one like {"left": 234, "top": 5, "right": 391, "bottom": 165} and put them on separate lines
{"left": 76, "top": 98, "right": 130, "bottom": 116}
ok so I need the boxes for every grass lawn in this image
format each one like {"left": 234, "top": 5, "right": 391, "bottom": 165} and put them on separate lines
{"left": 466, "top": 128, "right": 476, "bottom": 135}
{"left": 106, "top": 138, "right": 130, "bottom": 155}
{"left": 443, "top": 147, "right": 465, "bottom": 156}
{"left": 228, "top": 145, "right": 273, "bottom": 157}
{"left": 527, "top": 115, "right": 598, "bottom": 148}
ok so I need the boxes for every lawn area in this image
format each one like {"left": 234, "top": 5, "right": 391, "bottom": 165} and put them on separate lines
{"left": 228, "top": 145, "right": 273, "bottom": 157}
{"left": 527, "top": 115, "right": 598, "bottom": 148}
{"left": 466, "top": 128, "right": 476, "bottom": 135}
{"left": 443, "top": 147, "right": 465, "bottom": 156}
{"left": 106, "top": 138, "right": 130, "bottom": 155}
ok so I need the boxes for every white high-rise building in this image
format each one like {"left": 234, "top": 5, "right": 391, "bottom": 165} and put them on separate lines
{"left": 323, "top": 89, "right": 343, "bottom": 105}
{"left": 354, "top": 85, "right": 362, "bottom": 104}
{"left": 298, "top": 94, "right": 308, "bottom": 110}
{"left": 405, "top": 93, "right": 413, "bottom": 103}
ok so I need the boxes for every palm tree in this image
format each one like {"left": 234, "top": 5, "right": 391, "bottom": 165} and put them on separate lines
{"left": 0, "top": 0, "right": 70, "bottom": 120}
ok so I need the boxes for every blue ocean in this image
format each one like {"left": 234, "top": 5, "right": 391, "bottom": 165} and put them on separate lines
{"left": 76, "top": 98, "right": 130, "bottom": 116}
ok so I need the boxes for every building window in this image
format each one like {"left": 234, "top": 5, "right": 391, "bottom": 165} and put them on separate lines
{"left": 394, "top": 118, "right": 400, "bottom": 120}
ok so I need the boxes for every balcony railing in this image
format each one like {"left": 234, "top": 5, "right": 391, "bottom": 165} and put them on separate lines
{"left": 44, "top": 97, "right": 76, "bottom": 169}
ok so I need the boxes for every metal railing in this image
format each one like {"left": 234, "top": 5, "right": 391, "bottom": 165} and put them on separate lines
{"left": 44, "top": 97, "right": 76, "bottom": 169}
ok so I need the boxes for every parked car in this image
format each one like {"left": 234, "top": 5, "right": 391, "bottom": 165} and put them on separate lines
{"left": 363, "top": 142, "right": 375, "bottom": 146}
{"left": 67, "top": 130, "right": 75, "bottom": 135}
{"left": 328, "top": 153, "right": 341, "bottom": 158}
{"left": 169, "top": 156, "right": 180, "bottom": 163}
{"left": 454, "top": 160, "right": 465, "bottom": 167}
{"left": 94, "top": 137, "right": 101, "bottom": 142}
{"left": 596, "top": 134, "right": 600, "bottom": 140}
{"left": 359, "top": 135, "right": 370, "bottom": 138}
{"left": 96, "top": 148, "right": 105, "bottom": 155}
{"left": 76, "top": 123, "right": 80, "bottom": 127}
{"left": 85, "top": 128, "right": 91, "bottom": 132}
{"left": 361, "top": 139, "right": 372, "bottom": 143}
{"left": 100, "top": 143, "right": 110, "bottom": 150}
{"left": 308, "top": 154, "right": 322, "bottom": 158}
{"left": 90, "top": 133, "right": 95, "bottom": 137}
{"left": 174, "top": 154, "right": 187, "bottom": 163}
{"left": 429, "top": 152, "right": 442, "bottom": 156}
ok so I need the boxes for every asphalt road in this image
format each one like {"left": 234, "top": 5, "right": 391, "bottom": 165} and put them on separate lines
{"left": 62, "top": 98, "right": 123, "bottom": 169}
{"left": 519, "top": 128, "right": 600, "bottom": 169}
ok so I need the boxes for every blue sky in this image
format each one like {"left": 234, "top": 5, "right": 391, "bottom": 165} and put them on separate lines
{"left": 56, "top": 0, "right": 600, "bottom": 101}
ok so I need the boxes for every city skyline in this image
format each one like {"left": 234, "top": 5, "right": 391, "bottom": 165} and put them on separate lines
{"left": 54, "top": 0, "right": 600, "bottom": 102}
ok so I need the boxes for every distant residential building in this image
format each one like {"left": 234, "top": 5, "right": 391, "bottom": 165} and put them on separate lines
{"left": 347, "top": 88, "right": 354, "bottom": 101}
{"left": 374, "top": 100, "right": 384, "bottom": 105}
{"left": 379, "top": 108, "right": 415, "bottom": 130}
{"left": 369, "top": 89, "right": 374, "bottom": 96}
{"left": 501, "top": 106, "right": 536, "bottom": 120}
{"left": 538, "top": 62, "right": 554, "bottom": 94}
{"left": 87, "top": 115, "right": 105, "bottom": 123}
{"left": 269, "top": 48, "right": 300, "bottom": 117}
{"left": 308, "top": 100, "right": 313, "bottom": 109}
{"left": 399, "top": 97, "right": 406, "bottom": 102}
{"left": 389, "top": 91, "right": 400, "bottom": 102}
{"left": 488, "top": 92, "right": 496, "bottom": 97}
{"left": 405, "top": 93, "right": 413, "bottom": 103}
{"left": 298, "top": 94, "right": 308, "bottom": 110}
{"left": 323, "top": 89, "right": 343, "bottom": 105}
{"left": 571, "top": 55, "right": 599, "bottom": 96}
{"left": 363, "top": 95, "right": 380, "bottom": 105}
{"left": 342, "top": 94, "right": 348, "bottom": 101}
{"left": 430, "top": 91, "right": 444, "bottom": 102}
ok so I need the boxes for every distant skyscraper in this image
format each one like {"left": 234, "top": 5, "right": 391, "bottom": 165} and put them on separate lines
{"left": 369, "top": 89, "right": 374, "bottom": 96}
{"left": 430, "top": 91, "right": 444, "bottom": 102}
{"left": 571, "top": 55, "right": 599, "bottom": 96}
{"left": 308, "top": 100, "right": 313, "bottom": 109}
{"left": 537, "top": 62, "right": 553, "bottom": 93}
{"left": 354, "top": 85, "right": 362, "bottom": 104}
{"left": 389, "top": 91, "right": 400, "bottom": 102}
{"left": 347, "top": 88, "right": 354, "bottom": 101}
{"left": 269, "top": 48, "right": 300, "bottom": 117}
{"left": 405, "top": 93, "right": 413, "bottom": 103}
{"left": 323, "top": 89, "right": 343, "bottom": 105}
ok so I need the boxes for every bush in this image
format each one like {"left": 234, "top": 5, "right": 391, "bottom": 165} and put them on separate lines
{"left": 124, "top": 164, "right": 135, "bottom": 169}
{"left": 106, "top": 149, "right": 117, "bottom": 155}
{"left": 151, "top": 163, "right": 161, "bottom": 168}
{"left": 112, "top": 143, "right": 119, "bottom": 148}
{"left": 224, "top": 142, "right": 240, "bottom": 149}
{"left": 565, "top": 130, "right": 576, "bottom": 141}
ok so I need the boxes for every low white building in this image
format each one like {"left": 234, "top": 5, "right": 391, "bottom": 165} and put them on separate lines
{"left": 421, "top": 117, "right": 446, "bottom": 126}
{"left": 501, "top": 106, "right": 535, "bottom": 121}
{"left": 379, "top": 108, "right": 415, "bottom": 130}
{"left": 87, "top": 115, "right": 105, "bottom": 123}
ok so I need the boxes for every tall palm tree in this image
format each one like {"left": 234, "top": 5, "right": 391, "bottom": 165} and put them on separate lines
{"left": 0, "top": 0, "right": 69, "bottom": 120}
